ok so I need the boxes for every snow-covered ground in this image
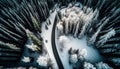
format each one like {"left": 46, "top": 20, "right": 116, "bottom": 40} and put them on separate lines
{"left": 55, "top": 30, "right": 104, "bottom": 69}
{"left": 41, "top": 10, "right": 58, "bottom": 69}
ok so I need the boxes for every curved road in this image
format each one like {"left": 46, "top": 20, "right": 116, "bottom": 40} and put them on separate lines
{"left": 51, "top": 13, "right": 64, "bottom": 69}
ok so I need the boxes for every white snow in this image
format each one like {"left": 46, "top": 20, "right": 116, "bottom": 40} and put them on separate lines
{"left": 56, "top": 22, "right": 63, "bottom": 35}
{"left": 22, "top": 56, "right": 31, "bottom": 63}
{"left": 96, "top": 62, "right": 113, "bottom": 69}
{"left": 58, "top": 35, "right": 70, "bottom": 45}
{"left": 84, "top": 62, "right": 96, "bottom": 69}
{"left": 79, "top": 48, "right": 87, "bottom": 57}
{"left": 97, "top": 29, "right": 116, "bottom": 46}
{"left": 56, "top": 33, "right": 104, "bottom": 69}
{"left": 69, "top": 54, "right": 78, "bottom": 64}
{"left": 26, "top": 43, "right": 38, "bottom": 51}
{"left": 37, "top": 55, "right": 49, "bottom": 67}
{"left": 41, "top": 10, "right": 58, "bottom": 69}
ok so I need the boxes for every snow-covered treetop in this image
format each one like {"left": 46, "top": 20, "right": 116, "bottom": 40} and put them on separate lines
{"left": 56, "top": 21, "right": 63, "bottom": 32}
{"left": 37, "top": 55, "right": 50, "bottom": 67}
{"left": 97, "top": 29, "right": 116, "bottom": 46}
{"left": 22, "top": 56, "right": 31, "bottom": 63}
{"left": 69, "top": 54, "right": 78, "bottom": 64}
{"left": 26, "top": 43, "right": 39, "bottom": 51}
{"left": 100, "top": 29, "right": 115, "bottom": 40}
{"left": 83, "top": 62, "right": 96, "bottom": 69}
{"left": 96, "top": 62, "right": 113, "bottom": 69}
{"left": 59, "top": 35, "right": 70, "bottom": 44}
{"left": 79, "top": 48, "right": 87, "bottom": 57}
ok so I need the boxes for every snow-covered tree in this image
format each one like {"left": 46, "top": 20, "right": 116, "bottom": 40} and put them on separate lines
{"left": 56, "top": 21, "right": 64, "bottom": 35}
{"left": 59, "top": 6, "right": 99, "bottom": 39}
{"left": 97, "top": 29, "right": 116, "bottom": 46}
{"left": 37, "top": 55, "right": 51, "bottom": 67}
{"left": 22, "top": 56, "right": 31, "bottom": 63}
{"left": 96, "top": 62, "right": 113, "bottom": 69}
{"left": 58, "top": 35, "right": 70, "bottom": 46}
{"left": 83, "top": 62, "right": 96, "bottom": 69}
{"left": 110, "top": 58, "right": 120, "bottom": 66}
{"left": 68, "top": 48, "right": 86, "bottom": 65}
{"left": 88, "top": 17, "right": 110, "bottom": 45}
{"left": 26, "top": 43, "right": 39, "bottom": 51}
{"left": 79, "top": 48, "right": 87, "bottom": 57}
{"left": 69, "top": 54, "right": 78, "bottom": 64}
{"left": 26, "top": 30, "right": 42, "bottom": 52}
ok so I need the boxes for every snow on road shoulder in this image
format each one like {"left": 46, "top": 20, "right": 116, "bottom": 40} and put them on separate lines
{"left": 41, "top": 10, "right": 58, "bottom": 69}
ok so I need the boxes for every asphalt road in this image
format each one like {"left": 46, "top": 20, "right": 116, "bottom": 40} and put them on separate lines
{"left": 51, "top": 13, "right": 64, "bottom": 69}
